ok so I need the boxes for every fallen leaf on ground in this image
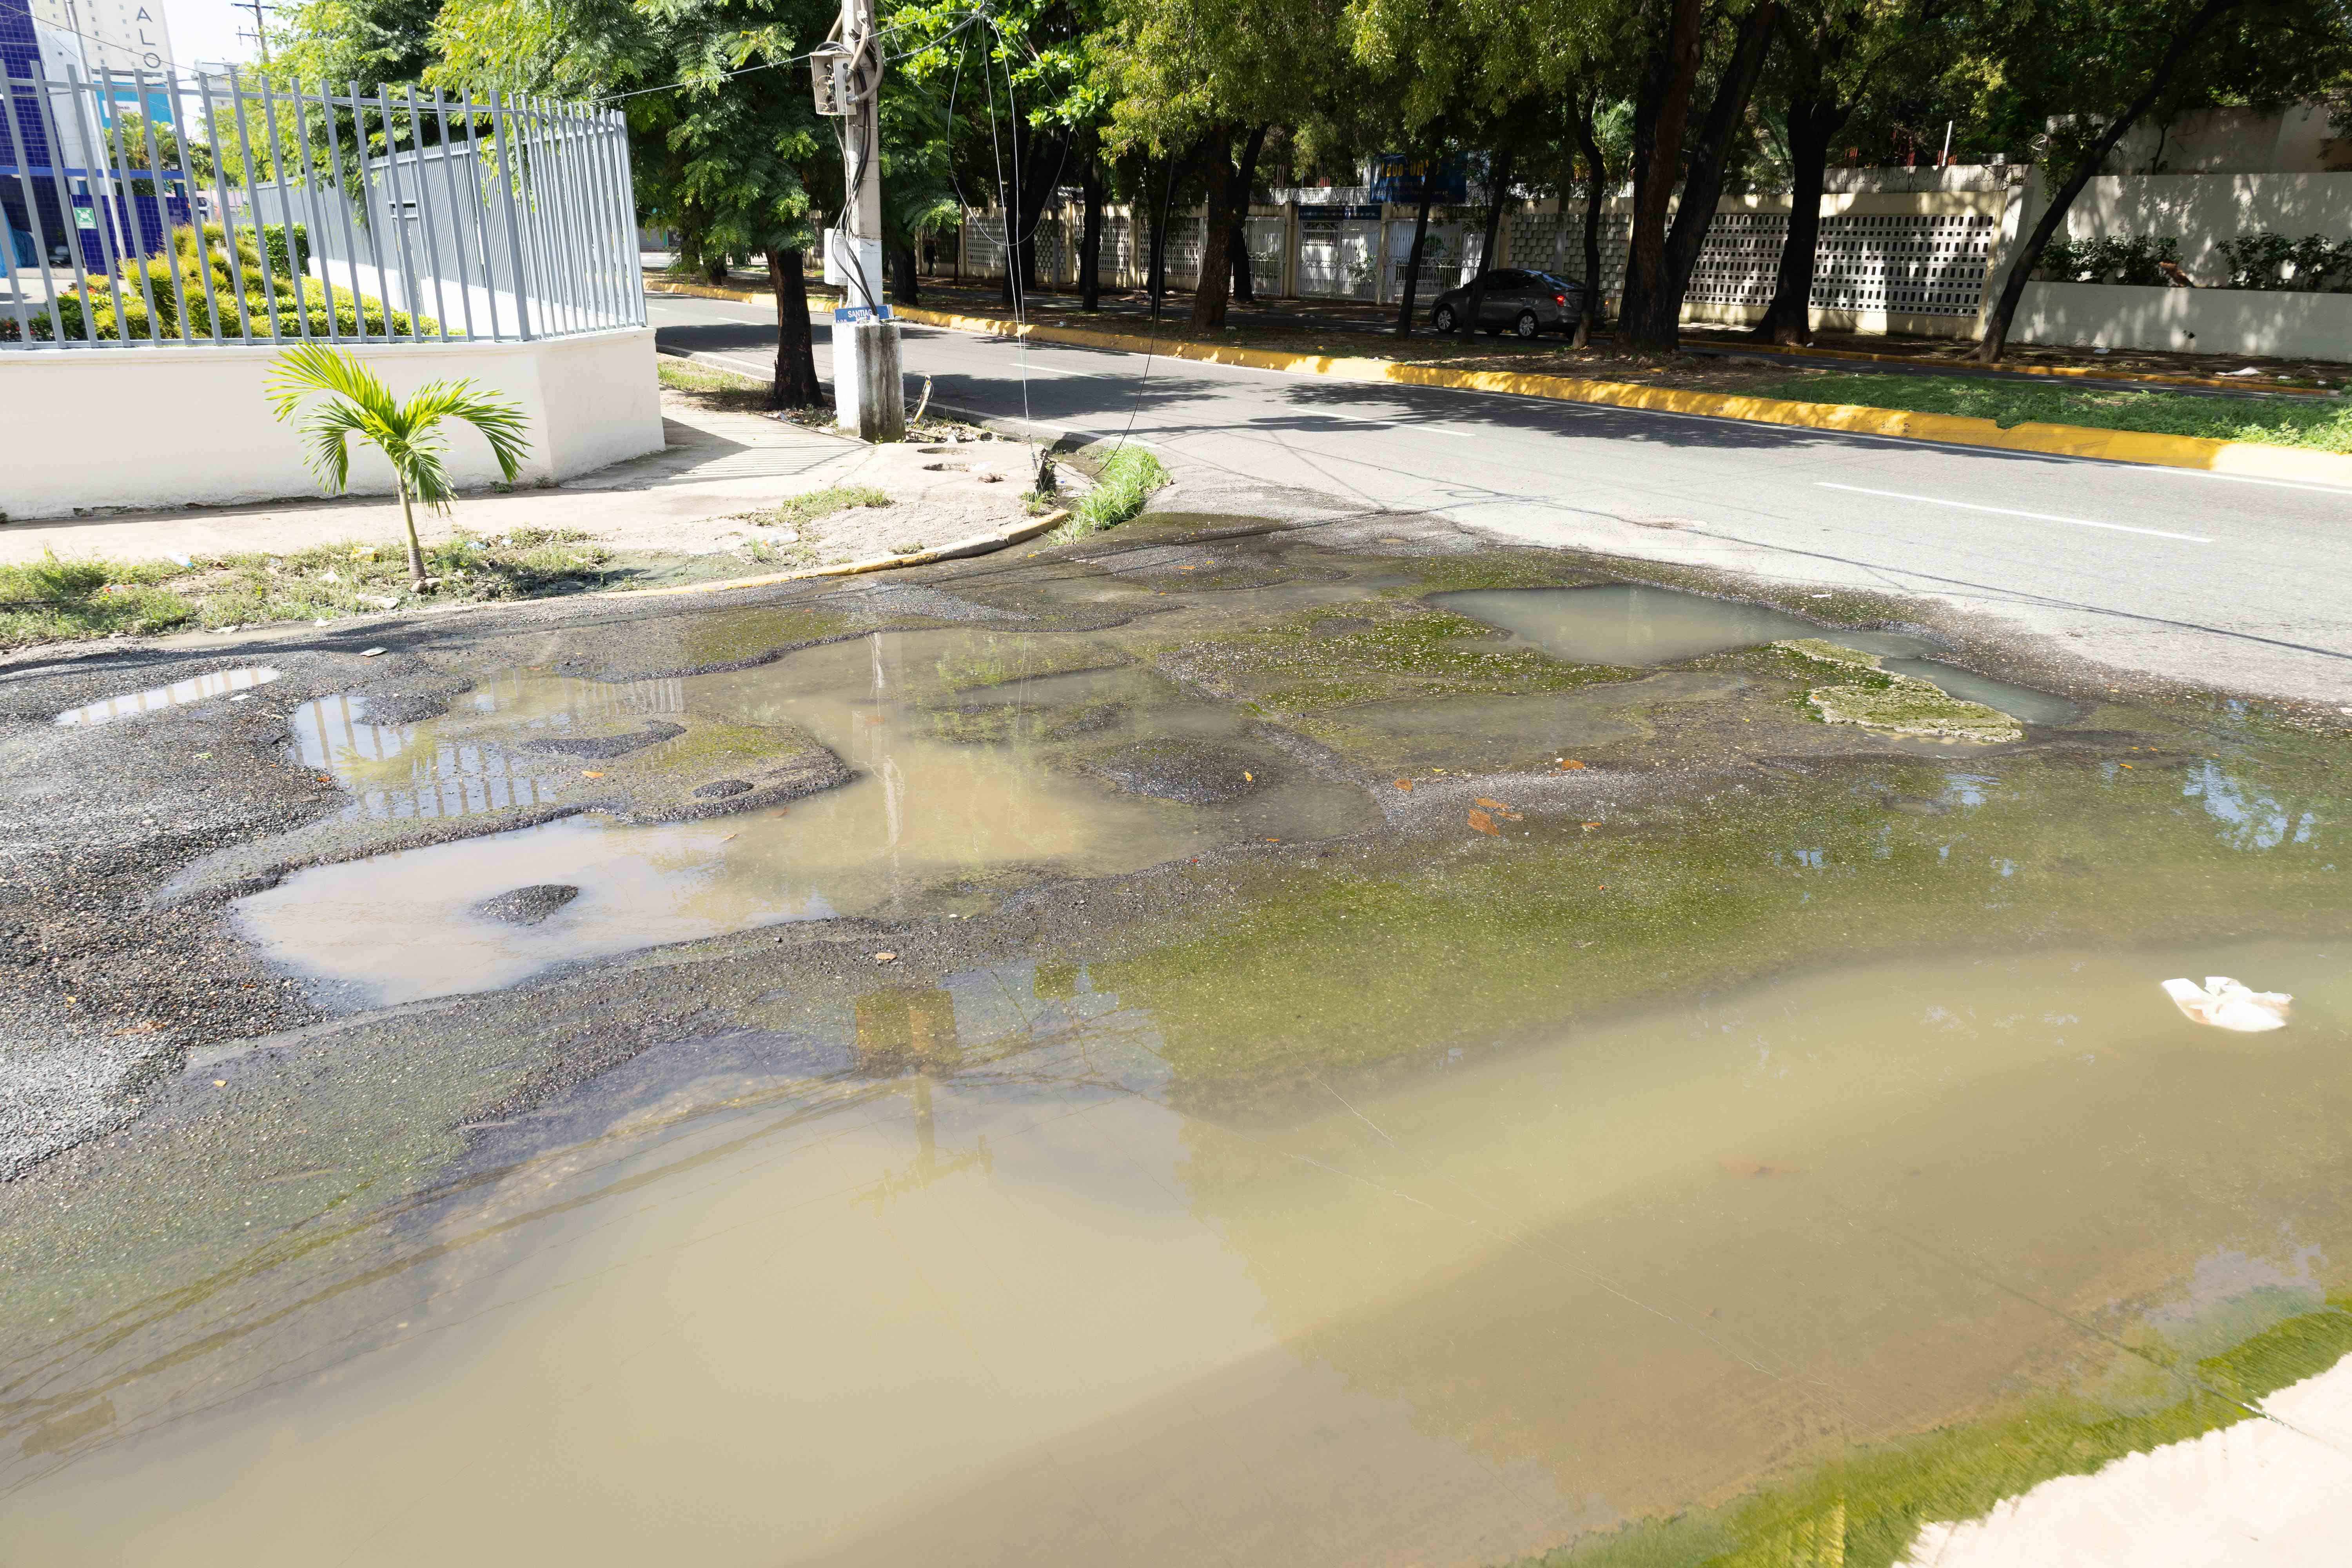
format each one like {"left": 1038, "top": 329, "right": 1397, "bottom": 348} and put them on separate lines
{"left": 1242, "top": 771, "right": 1253, "bottom": 782}
{"left": 1476, "top": 797, "right": 1508, "bottom": 809}
{"left": 1558, "top": 759, "right": 1587, "bottom": 770}
{"left": 874, "top": 952, "right": 897, "bottom": 964}
{"left": 1394, "top": 779, "right": 1413, "bottom": 791}
{"left": 1581, "top": 821, "right": 1602, "bottom": 831}
{"left": 212, "top": 1079, "right": 226, "bottom": 1087}
{"left": 582, "top": 769, "right": 605, "bottom": 779}
{"left": 358, "top": 647, "right": 386, "bottom": 658}
{"left": 1467, "top": 809, "right": 1499, "bottom": 836}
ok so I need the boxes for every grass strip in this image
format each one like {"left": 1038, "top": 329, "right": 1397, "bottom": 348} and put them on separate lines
{"left": 1053, "top": 446, "right": 1171, "bottom": 542}
{"left": 0, "top": 530, "right": 613, "bottom": 650}
{"left": 1752, "top": 370, "right": 2352, "bottom": 453}
{"left": 753, "top": 485, "right": 892, "bottom": 531}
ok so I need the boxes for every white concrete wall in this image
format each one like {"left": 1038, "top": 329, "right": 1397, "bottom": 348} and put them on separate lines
{"left": 2059, "top": 172, "right": 2352, "bottom": 282}
{"left": 2015, "top": 281, "right": 2352, "bottom": 358}
{"left": 0, "top": 328, "right": 661, "bottom": 521}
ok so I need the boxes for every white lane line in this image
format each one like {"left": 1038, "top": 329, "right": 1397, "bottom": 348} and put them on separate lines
{"left": 1816, "top": 482, "right": 2212, "bottom": 543}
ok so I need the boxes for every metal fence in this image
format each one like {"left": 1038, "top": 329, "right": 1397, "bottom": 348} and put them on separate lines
{"left": 1, "top": 66, "right": 641, "bottom": 349}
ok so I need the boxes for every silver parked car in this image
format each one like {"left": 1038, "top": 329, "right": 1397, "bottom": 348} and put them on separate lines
{"left": 1428, "top": 269, "right": 1586, "bottom": 337}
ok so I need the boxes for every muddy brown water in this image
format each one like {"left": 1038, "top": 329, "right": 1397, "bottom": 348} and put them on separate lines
{"left": 248, "top": 632, "right": 1374, "bottom": 1004}
{"left": 5, "top": 942, "right": 2348, "bottom": 1566}
{"left": 7, "top": 554, "right": 2352, "bottom": 1566}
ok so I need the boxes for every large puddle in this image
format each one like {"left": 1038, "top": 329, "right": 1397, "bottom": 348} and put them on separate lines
{"left": 5, "top": 939, "right": 2348, "bottom": 1565}
{"left": 12, "top": 548, "right": 2350, "bottom": 1566}
{"left": 243, "top": 631, "right": 1375, "bottom": 1004}
{"left": 1434, "top": 586, "right": 2076, "bottom": 724}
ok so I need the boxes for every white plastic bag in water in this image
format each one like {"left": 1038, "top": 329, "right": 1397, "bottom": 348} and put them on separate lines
{"left": 2160, "top": 976, "right": 2291, "bottom": 1033}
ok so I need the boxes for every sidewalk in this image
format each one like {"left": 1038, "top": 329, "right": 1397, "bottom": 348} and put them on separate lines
{"left": 0, "top": 376, "right": 1036, "bottom": 570}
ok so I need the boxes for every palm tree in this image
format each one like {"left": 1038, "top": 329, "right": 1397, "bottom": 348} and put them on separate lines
{"left": 266, "top": 344, "right": 531, "bottom": 589}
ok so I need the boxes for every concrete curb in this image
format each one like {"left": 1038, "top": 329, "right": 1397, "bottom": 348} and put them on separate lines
{"left": 1685, "top": 336, "right": 2341, "bottom": 396}
{"left": 605, "top": 510, "right": 1071, "bottom": 600}
{"left": 645, "top": 276, "right": 2352, "bottom": 486}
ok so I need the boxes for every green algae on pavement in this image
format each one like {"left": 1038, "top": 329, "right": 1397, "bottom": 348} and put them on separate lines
{"left": 1095, "top": 747, "right": 2352, "bottom": 1096}
{"left": 1515, "top": 1296, "right": 2352, "bottom": 1568}
{"left": 1165, "top": 603, "right": 1638, "bottom": 719}
{"left": 1779, "top": 639, "right": 2024, "bottom": 744}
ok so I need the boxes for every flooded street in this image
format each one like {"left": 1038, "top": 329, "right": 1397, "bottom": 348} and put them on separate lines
{"left": 4, "top": 514, "right": 2350, "bottom": 1565}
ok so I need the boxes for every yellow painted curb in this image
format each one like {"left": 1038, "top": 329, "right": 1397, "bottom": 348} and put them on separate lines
{"left": 887, "top": 305, "right": 2352, "bottom": 486}
{"left": 1688, "top": 336, "right": 2341, "bottom": 396}
{"left": 608, "top": 510, "right": 1071, "bottom": 601}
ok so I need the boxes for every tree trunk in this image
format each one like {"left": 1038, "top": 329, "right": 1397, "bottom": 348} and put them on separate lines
{"left": 1003, "top": 123, "right": 1067, "bottom": 302}
{"left": 1643, "top": 0, "right": 1781, "bottom": 349}
{"left": 768, "top": 249, "right": 823, "bottom": 410}
{"left": 1192, "top": 129, "right": 1240, "bottom": 329}
{"left": 1467, "top": 143, "right": 1517, "bottom": 333}
{"left": 397, "top": 478, "right": 426, "bottom": 586}
{"left": 1229, "top": 122, "right": 1270, "bottom": 305}
{"left": 1080, "top": 147, "right": 1105, "bottom": 310}
{"left": 1393, "top": 156, "right": 1439, "bottom": 337}
{"left": 1755, "top": 95, "right": 1841, "bottom": 343}
{"left": 1619, "top": 0, "right": 1705, "bottom": 350}
{"left": 1976, "top": 0, "right": 2241, "bottom": 361}
{"left": 889, "top": 240, "right": 919, "bottom": 306}
{"left": 1570, "top": 91, "right": 1607, "bottom": 347}
{"left": 1147, "top": 156, "right": 1171, "bottom": 316}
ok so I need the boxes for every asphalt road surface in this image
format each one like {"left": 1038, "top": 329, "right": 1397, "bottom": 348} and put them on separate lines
{"left": 650, "top": 292, "right": 2352, "bottom": 704}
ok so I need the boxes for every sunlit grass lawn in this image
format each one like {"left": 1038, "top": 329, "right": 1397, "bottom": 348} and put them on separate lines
{"left": 1751, "top": 370, "right": 2352, "bottom": 452}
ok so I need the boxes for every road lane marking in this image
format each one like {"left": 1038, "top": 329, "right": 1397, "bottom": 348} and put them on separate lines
{"left": 1815, "top": 483, "right": 2212, "bottom": 543}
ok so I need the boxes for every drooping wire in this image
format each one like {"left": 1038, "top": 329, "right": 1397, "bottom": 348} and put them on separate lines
{"left": 594, "top": 8, "right": 942, "bottom": 106}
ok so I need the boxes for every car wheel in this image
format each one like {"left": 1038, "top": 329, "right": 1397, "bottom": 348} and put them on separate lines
{"left": 1513, "top": 310, "right": 1540, "bottom": 339}
{"left": 1432, "top": 303, "right": 1457, "bottom": 333}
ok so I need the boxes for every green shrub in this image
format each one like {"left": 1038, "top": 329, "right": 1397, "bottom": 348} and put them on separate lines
{"left": 2219, "top": 231, "right": 2352, "bottom": 292}
{"left": 0, "top": 224, "right": 431, "bottom": 343}
{"left": 2036, "top": 234, "right": 2180, "bottom": 285}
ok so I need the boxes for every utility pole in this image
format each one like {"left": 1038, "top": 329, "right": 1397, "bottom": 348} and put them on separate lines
{"left": 812, "top": 0, "right": 904, "bottom": 441}
{"left": 231, "top": 0, "right": 272, "bottom": 63}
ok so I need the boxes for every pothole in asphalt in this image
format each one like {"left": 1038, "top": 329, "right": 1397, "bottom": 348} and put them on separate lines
{"left": 53, "top": 666, "right": 282, "bottom": 727}
{"left": 243, "top": 630, "right": 1376, "bottom": 1004}
{"left": 1432, "top": 584, "right": 1927, "bottom": 665}
{"left": 1434, "top": 584, "right": 2072, "bottom": 724}
{"left": 13, "top": 533, "right": 2352, "bottom": 1568}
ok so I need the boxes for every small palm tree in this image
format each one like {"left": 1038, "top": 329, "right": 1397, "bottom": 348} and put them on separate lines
{"left": 267, "top": 343, "right": 531, "bottom": 589}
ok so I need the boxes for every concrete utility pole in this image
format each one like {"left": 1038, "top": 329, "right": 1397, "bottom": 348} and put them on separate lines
{"left": 814, "top": 0, "right": 904, "bottom": 441}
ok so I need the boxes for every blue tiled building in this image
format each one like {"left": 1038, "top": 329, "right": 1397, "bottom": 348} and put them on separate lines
{"left": 4, "top": 0, "right": 189, "bottom": 278}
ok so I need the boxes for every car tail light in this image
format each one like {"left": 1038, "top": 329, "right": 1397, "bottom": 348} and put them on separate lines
{"left": 1553, "top": 293, "right": 1566, "bottom": 305}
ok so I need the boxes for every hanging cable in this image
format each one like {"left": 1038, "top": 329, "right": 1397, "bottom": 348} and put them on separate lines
{"left": 594, "top": 8, "right": 944, "bottom": 106}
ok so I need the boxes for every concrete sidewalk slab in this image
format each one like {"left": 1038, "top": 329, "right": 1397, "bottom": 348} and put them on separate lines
{"left": 0, "top": 390, "right": 1039, "bottom": 570}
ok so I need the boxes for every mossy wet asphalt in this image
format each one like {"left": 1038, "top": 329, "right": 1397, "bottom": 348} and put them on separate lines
{"left": 6, "top": 505, "right": 2352, "bottom": 1559}
{"left": 2, "top": 505, "right": 2347, "bottom": 1185}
